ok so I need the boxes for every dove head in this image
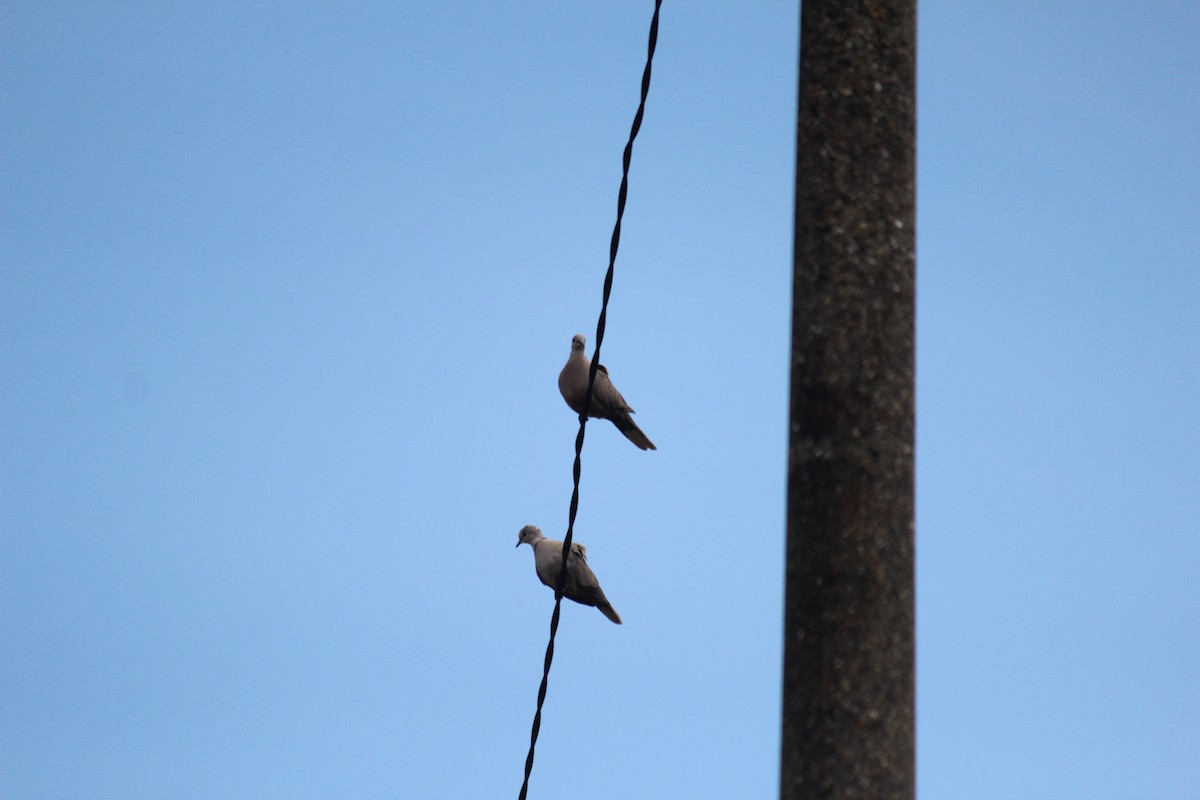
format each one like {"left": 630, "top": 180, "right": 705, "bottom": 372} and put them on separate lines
{"left": 570, "top": 333, "right": 586, "bottom": 354}
{"left": 516, "top": 525, "right": 545, "bottom": 549}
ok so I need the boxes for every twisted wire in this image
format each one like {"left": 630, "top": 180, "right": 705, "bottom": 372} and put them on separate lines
{"left": 518, "top": 3, "right": 662, "bottom": 798}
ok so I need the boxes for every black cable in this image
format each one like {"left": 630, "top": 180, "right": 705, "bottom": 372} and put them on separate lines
{"left": 517, "top": 3, "right": 662, "bottom": 798}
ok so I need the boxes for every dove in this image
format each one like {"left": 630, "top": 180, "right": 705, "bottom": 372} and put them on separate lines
{"left": 558, "top": 333, "right": 656, "bottom": 450}
{"left": 516, "top": 525, "right": 622, "bottom": 624}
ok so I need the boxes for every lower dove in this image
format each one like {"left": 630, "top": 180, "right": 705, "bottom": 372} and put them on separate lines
{"left": 558, "top": 333, "right": 656, "bottom": 451}
{"left": 516, "top": 525, "right": 622, "bottom": 624}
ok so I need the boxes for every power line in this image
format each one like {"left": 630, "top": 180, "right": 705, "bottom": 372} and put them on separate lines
{"left": 517, "top": 3, "right": 662, "bottom": 798}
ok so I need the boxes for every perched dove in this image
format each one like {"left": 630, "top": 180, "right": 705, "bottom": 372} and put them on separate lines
{"left": 558, "top": 333, "right": 656, "bottom": 451}
{"left": 516, "top": 525, "right": 622, "bottom": 624}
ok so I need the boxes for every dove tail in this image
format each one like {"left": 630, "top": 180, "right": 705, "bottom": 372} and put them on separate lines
{"left": 598, "top": 601, "right": 623, "bottom": 625}
{"left": 611, "top": 413, "right": 656, "bottom": 451}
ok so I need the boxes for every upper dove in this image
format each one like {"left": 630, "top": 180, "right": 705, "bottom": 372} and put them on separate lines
{"left": 558, "top": 333, "right": 656, "bottom": 450}
{"left": 516, "top": 524, "right": 622, "bottom": 624}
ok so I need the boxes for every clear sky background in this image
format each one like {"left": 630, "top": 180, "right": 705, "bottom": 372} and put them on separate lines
{"left": 2, "top": 2, "right": 1197, "bottom": 799}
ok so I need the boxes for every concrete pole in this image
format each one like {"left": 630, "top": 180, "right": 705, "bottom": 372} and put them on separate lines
{"left": 780, "top": 0, "right": 916, "bottom": 798}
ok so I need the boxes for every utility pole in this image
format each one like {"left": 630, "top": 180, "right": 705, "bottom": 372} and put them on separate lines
{"left": 780, "top": 0, "right": 916, "bottom": 798}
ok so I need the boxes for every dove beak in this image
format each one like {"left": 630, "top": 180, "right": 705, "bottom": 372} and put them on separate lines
{"left": 515, "top": 541, "right": 522, "bottom": 548}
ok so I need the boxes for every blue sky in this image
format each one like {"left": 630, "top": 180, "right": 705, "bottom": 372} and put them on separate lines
{"left": 2, "top": 2, "right": 1197, "bottom": 799}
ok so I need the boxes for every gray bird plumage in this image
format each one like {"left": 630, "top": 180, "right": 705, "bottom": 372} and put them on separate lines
{"left": 516, "top": 525, "right": 622, "bottom": 624}
{"left": 557, "top": 333, "right": 656, "bottom": 451}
